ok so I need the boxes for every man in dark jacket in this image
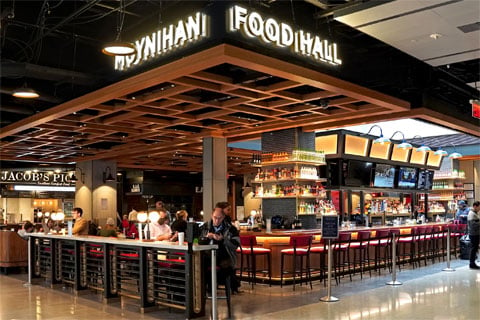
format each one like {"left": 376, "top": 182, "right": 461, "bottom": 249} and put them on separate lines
{"left": 467, "top": 201, "right": 480, "bottom": 269}
{"left": 204, "top": 207, "right": 240, "bottom": 292}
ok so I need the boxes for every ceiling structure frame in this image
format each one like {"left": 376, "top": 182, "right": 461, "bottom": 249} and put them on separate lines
{"left": 0, "top": 43, "right": 436, "bottom": 174}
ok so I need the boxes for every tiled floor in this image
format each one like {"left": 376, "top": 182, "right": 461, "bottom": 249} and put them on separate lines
{"left": 1, "top": 259, "right": 479, "bottom": 320}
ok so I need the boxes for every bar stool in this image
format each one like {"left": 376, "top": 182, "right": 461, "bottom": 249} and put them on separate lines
{"left": 236, "top": 235, "right": 272, "bottom": 288}
{"left": 350, "top": 231, "right": 372, "bottom": 279}
{"left": 413, "top": 227, "right": 427, "bottom": 268}
{"left": 310, "top": 238, "right": 327, "bottom": 284}
{"left": 398, "top": 227, "right": 416, "bottom": 267}
{"left": 280, "top": 235, "right": 312, "bottom": 290}
{"left": 451, "top": 224, "right": 467, "bottom": 258}
{"left": 333, "top": 232, "right": 352, "bottom": 283}
{"left": 370, "top": 229, "right": 390, "bottom": 273}
{"left": 432, "top": 225, "right": 446, "bottom": 262}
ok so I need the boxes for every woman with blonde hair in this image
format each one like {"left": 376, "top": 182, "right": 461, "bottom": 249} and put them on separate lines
{"left": 170, "top": 210, "right": 188, "bottom": 241}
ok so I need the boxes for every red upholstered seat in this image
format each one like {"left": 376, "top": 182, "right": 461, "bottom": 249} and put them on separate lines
{"left": 280, "top": 235, "right": 312, "bottom": 290}
{"left": 238, "top": 235, "right": 271, "bottom": 287}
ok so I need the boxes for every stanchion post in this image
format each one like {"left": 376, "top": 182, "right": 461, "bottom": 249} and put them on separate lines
{"left": 442, "top": 227, "right": 455, "bottom": 272}
{"left": 211, "top": 249, "right": 218, "bottom": 320}
{"left": 320, "top": 239, "right": 339, "bottom": 302}
{"left": 386, "top": 232, "right": 402, "bottom": 286}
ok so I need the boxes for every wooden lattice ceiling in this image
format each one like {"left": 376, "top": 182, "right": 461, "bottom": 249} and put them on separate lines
{"left": 0, "top": 44, "right": 411, "bottom": 174}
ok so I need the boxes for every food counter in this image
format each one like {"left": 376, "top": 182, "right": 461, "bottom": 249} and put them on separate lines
{"left": 27, "top": 233, "right": 217, "bottom": 318}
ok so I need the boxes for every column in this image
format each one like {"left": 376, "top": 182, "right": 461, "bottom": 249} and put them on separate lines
{"left": 203, "top": 136, "right": 228, "bottom": 221}
{"left": 74, "top": 160, "right": 117, "bottom": 226}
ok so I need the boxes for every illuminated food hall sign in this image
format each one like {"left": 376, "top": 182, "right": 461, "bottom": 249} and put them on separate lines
{"left": 114, "top": 4, "right": 342, "bottom": 71}
{"left": 0, "top": 170, "right": 74, "bottom": 186}
{"left": 228, "top": 5, "right": 341, "bottom": 65}
{"left": 115, "top": 12, "right": 208, "bottom": 71}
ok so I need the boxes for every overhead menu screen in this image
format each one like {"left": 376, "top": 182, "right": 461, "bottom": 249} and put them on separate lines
{"left": 417, "top": 170, "right": 434, "bottom": 190}
{"left": 397, "top": 167, "right": 418, "bottom": 189}
{"left": 373, "top": 164, "right": 395, "bottom": 188}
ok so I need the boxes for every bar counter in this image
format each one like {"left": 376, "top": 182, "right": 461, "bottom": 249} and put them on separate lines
{"left": 28, "top": 233, "right": 216, "bottom": 318}
{"left": 236, "top": 222, "right": 452, "bottom": 281}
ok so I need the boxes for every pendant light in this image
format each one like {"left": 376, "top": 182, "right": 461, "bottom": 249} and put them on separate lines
{"left": 389, "top": 131, "right": 412, "bottom": 149}
{"left": 102, "top": 0, "right": 136, "bottom": 56}
{"left": 12, "top": 83, "right": 39, "bottom": 99}
{"left": 366, "top": 125, "right": 391, "bottom": 144}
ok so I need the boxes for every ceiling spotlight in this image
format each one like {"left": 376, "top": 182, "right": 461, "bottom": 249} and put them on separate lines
{"left": 12, "top": 86, "right": 39, "bottom": 99}
{"left": 429, "top": 33, "right": 442, "bottom": 40}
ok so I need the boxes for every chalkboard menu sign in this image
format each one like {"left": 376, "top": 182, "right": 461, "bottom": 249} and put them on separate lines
{"left": 321, "top": 215, "right": 339, "bottom": 239}
{"left": 417, "top": 170, "right": 434, "bottom": 190}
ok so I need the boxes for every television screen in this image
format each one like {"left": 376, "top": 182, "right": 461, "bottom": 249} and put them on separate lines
{"left": 418, "top": 170, "right": 434, "bottom": 190}
{"left": 373, "top": 164, "right": 395, "bottom": 188}
{"left": 345, "top": 160, "right": 373, "bottom": 187}
{"left": 397, "top": 167, "right": 417, "bottom": 189}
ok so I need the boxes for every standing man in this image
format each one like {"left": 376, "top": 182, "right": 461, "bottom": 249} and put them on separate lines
{"left": 205, "top": 206, "right": 240, "bottom": 293}
{"left": 467, "top": 201, "right": 480, "bottom": 269}
{"left": 72, "top": 207, "right": 88, "bottom": 235}
{"left": 456, "top": 200, "right": 469, "bottom": 223}
{"left": 156, "top": 201, "right": 172, "bottom": 223}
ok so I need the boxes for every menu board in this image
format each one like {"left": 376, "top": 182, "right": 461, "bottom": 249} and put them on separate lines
{"left": 417, "top": 170, "right": 434, "bottom": 190}
{"left": 321, "top": 215, "right": 339, "bottom": 239}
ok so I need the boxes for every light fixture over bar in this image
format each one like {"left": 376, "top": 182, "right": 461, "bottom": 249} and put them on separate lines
{"left": 365, "top": 125, "right": 391, "bottom": 144}
{"left": 389, "top": 131, "right": 412, "bottom": 149}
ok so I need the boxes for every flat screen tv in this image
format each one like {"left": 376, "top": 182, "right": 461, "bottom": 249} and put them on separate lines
{"left": 397, "top": 167, "right": 418, "bottom": 189}
{"left": 417, "top": 170, "right": 434, "bottom": 190}
{"left": 373, "top": 163, "right": 395, "bottom": 188}
{"left": 345, "top": 160, "right": 373, "bottom": 187}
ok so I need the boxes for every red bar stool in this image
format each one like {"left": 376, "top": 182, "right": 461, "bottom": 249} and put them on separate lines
{"left": 236, "top": 235, "right": 271, "bottom": 288}
{"left": 350, "top": 231, "right": 372, "bottom": 279}
{"left": 280, "top": 235, "right": 312, "bottom": 290}
{"left": 310, "top": 238, "right": 327, "bottom": 284}
{"left": 451, "top": 224, "right": 467, "bottom": 258}
{"left": 370, "top": 229, "right": 390, "bottom": 273}
{"left": 418, "top": 226, "right": 432, "bottom": 267}
{"left": 398, "top": 228, "right": 416, "bottom": 267}
{"left": 432, "top": 225, "right": 446, "bottom": 262}
{"left": 333, "top": 232, "right": 352, "bottom": 283}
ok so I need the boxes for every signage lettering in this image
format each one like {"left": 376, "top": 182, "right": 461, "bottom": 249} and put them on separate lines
{"left": 228, "top": 5, "right": 342, "bottom": 65}
{"left": 0, "top": 171, "right": 74, "bottom": 186}
{"left": 115, "top": 12, "right": 208, "bottom": 71}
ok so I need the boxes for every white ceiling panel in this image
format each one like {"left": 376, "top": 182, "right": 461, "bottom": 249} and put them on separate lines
{"left": 334, "top": 0, "right": 480, "bottom": 67}
{"left": 334, "top": 0, "right": 452, "bottom": 27}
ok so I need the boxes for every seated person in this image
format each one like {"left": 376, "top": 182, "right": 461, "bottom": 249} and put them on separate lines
{"left": 121, "top": 214, "right": 129, "bottom": 230}
{"left": 97, "top": 218, "right": 118, "bottom": 237}
{"left": 41, "top": 218, "right": 60, "bottom": 233}
{"left": 72, "top": 207, "right": 89, "bottom": 235}
{"left": 148, "top": 210, "right": 171, "bottom": 241}
{"left": 170, "top": 210, "right": 188, "bottom": 241}
{"left": 17, "top": 221, "right": 34, "bottom": 239}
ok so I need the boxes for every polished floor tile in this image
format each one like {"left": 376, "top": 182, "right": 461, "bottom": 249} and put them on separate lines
{"left": 1, "top": 258, "right": 479, "bottom": 320}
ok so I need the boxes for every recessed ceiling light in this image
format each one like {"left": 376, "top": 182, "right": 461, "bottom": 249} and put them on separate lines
{"left": 429, "top": 33, "right": 442, "bottom": 40}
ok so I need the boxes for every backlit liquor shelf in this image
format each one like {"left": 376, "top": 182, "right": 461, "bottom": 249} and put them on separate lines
{"left": 251, "top": 149, "right": 326, "bottom": 166}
